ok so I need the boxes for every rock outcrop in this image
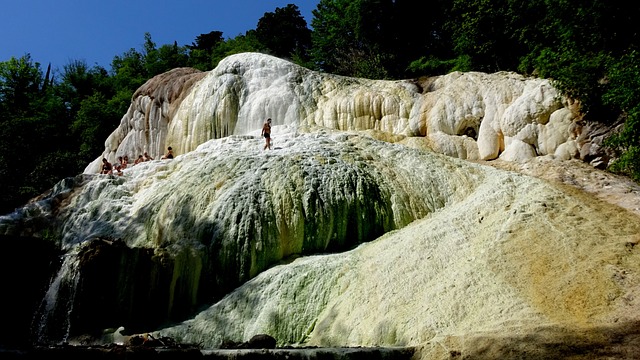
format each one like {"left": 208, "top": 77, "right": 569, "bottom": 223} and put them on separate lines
{"left": 1, "top": 53, "right": 638, "bottom": 360}
{"left": 96, "top": 67, "right": 206, "bottom": 167}
{"left": 86, "top": 52, "right": 605, "bottom": 174}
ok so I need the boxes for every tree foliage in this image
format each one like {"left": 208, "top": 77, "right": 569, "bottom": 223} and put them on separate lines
{"left": 311, "top": 0, "right": 388, "bottom": 77}
{"left": 256, "top": 4, "right": 312, "bottom": 61}
{"left": 0, "top": 55, "right": 71, "bottom": 212}
{"left": 311, "top": 0, "right": 455, "bottom": 78}
{"left": 603, "top": 51, "right": 640, "bottom": 181}
{"left": 209, "top": 31, "right": 267, "bottom": 67}
{"left": 0, "top": 55, "right": 46, "bottom": 115}
{"left": 187, "top": 31, "right": 225, "bottom": 70}
{"left": 143, "top": 33, "right": 190, "bottom": 75}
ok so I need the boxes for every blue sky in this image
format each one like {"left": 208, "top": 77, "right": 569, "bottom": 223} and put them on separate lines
{"left": 1, "top": 1, "right": 320, "bottom": 71}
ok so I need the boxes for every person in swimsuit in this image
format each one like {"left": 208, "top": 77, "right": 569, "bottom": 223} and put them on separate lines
{"left": 112, "top": 156, "right": 124, "bottom": 175}
{"left": 261, "top": 118, "right": 272, "bottom": 150}
{"left": 101, "top": 158, "right": 113, "bottom": 174}
{"left": 143, "top": 152, "right": 154, "bottom": 161}
{"left": 161, "top": 146, "right": 174, "bottom": 159}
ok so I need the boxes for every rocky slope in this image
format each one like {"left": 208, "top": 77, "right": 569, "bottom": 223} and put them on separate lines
{"left": 1, "top": 53, "right": 638, "bottom": 360}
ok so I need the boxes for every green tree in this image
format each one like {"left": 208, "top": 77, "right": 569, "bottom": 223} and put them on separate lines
{"left": 143, "top": 33, "right": 189, "bottom": 76}
{"left": 603, "top": 51, "right": 640, "bottom": 180}
{"left": 56, "top": 59, "right": 124, "bottom": 169}
{"left": 58, "top": 60, "right": 112, "bottom": 114}
{"left": 255, "top": 4, "right": 312, "bottom": 62}
{"left": 444, "top": 0, "right": 534, "bottom": 73}
{"left": 311, "top": 0, "right": 356, "bottom": 74}
{"left": 0, "top": 55, "right": 71, "bottom": 213}
{"left": 311, "top": 0, "right": 390, "bottom": 78}
{"left": 111, "top": 48, "right": 147, "bottom": 92}
{"left": 71, "top": 92, "right": 121, "bottom": 161}
{"left": 0, "top": 55, "right": 46, "bottom": 116}
{"left": 209, "top": 31, "right": 267, "bottom": 67}
{"left": 310, "top": 0, "right": 454, "bottom": 78}
{"left": 386, "top": 0, "right": 456, "bottom": 77}
{"left": 187, "top": 31, "right": 225, "bottom": 70}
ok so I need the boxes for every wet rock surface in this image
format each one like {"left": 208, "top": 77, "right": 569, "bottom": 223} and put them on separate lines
{"left": 0, "top": 345, "right": 415, "bottom": 360}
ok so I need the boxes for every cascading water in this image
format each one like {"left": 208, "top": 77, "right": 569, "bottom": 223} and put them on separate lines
{"left": 32, "top": 247, "right": 81, "bottom": 345}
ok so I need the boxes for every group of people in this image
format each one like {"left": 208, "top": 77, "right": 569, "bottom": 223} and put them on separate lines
{"left": 134, "top": 152, "right": 155, "bottom": 165}
{"left": 100, "top": 147, "right": 173, "bottom": 175}
{"left": 100, "top": 117, "right": 271, "bottom": 176}
{"left": 100, "top": 120, "right": 270, "bottom": 176}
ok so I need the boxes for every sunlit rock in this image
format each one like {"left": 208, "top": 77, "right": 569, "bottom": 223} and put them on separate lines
{"left": 85, "top": 53, "right": 580, "bottom": 174}
{"left": 2, "top": 127, "right": 486, "bottom": 347}
{"left": 3, "top": 53, "right": 639, "bottom": 359}
{"left": 149, "top": 132, "right": 640, "bottom": 359}
{"left": 88, "top": 68, "right": 206, "bottom": 172}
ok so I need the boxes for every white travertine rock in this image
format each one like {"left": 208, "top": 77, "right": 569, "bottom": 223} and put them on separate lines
{"left": 499, "top": 137, "right": 537, "bottom": 162}
{"left": 537, "top": 107, "right": 574, "bottom": 155}
{"left": 4, "top": 116, "right": 640, "bottom": 359}
{"left": 86, "top": 68, "right": 206, "bottom": 172}
{"left": 426, "top": 131, "right": 480, "bottom": 160}
{"left": 133, "top": 128, "right": 640, "bottom": 359}
{"left": 85, "top": 53, "right": 578, "bottom": 174}
{"left": 554, "top": 139, "right": 580, "bottom": 160}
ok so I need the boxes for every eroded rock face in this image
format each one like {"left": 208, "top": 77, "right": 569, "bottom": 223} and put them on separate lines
{"left": 149, "top": 132, "right": 640, "bottom": 357}
{"left": 86, "top": 53, "right": 594, "bottom": 174}
{"left": 94, "top": 67, "right": 206, "bottom": 170}
{"left": 3, "top": 53, "right": 638, "bottom": 359}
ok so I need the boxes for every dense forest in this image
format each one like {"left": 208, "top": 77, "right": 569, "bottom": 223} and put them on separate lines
{"left": 0, "top": 0, "right": 638, "bottom": 215}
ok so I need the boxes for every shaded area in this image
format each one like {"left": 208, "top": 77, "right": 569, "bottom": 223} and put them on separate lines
{"left": 0, "top": 346, "right": 415, "bottom": 360}
{"left": 19, "top": 237, "right": 207, "bottom": 346}
{"left": 64, "top": 238, "right": 203, "bottom": 340}
{"left": 0, "top": 235, "right": 61, "bottom": 349}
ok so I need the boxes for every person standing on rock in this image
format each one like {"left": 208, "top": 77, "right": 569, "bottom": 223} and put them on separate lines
{"left": 261, "top": 118, "right": 272, "bottom": 150}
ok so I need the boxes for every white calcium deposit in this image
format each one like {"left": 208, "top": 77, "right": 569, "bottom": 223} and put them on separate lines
{"left": 86, "top": 53, "right": 579, "bottom": 174}
{"left": 9, "top": 52, "right": 637, "bottom": 359}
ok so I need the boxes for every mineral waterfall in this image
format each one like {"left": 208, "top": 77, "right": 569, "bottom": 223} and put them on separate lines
{"left": 1, "top": 53, "right": 639, "bottom": 360}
